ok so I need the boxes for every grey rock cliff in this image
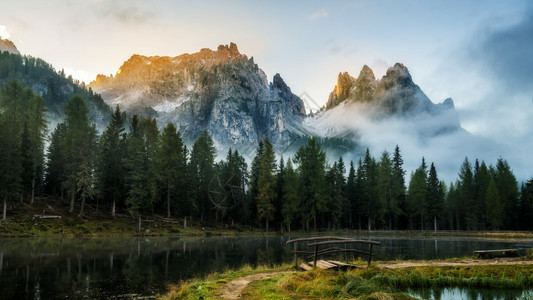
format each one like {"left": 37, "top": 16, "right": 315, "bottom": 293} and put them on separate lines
{"left": 90, "top": 43, "right": 307, "bottom": 152}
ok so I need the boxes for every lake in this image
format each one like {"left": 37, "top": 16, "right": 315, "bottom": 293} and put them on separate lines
{"left": 0, "top": 235, "right": 531, "bottom": 299}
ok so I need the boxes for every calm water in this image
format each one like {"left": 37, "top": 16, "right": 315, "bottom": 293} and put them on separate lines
{"left": 408, "top": 287, "right": 533, "bottom": 300}
{"left": 0, "top": 235, "right": 531, "bottom": 299}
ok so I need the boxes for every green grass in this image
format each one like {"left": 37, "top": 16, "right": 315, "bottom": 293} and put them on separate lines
{"left": 159, "top": 264, "right": 295, "bottom": 300}
{"left": 164, "top": 262, "right": 533, "bottom": 299}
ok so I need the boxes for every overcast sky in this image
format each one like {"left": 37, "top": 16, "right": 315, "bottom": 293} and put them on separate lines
{"left": 1, "top": 0, "right": 532, "bottom": 180}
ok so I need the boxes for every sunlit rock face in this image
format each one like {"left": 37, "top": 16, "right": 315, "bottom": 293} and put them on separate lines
{"left": 0, "top": 38, "right": 19, "bottom": 55}
{"left": 320, "top": 63, "right": 460, "bottom": 137}
{"left": 90, "top": 43, "right": 307, "bottom": 152}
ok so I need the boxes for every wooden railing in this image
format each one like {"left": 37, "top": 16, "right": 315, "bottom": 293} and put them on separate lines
{"left": 286, "top": 236, "right": 381, "bottom": 268}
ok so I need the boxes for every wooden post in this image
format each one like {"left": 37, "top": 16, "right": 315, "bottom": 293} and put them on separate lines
{"left": 344, "top": 243, "right": 348, "bottom": 261}
{"left": 313, "top": 245, "right": 318, "bottom": 268}
{"left": 294, "top": 242, "right": 298, "bottom": 266}
{"left": 367, "top": 244, "right": 373, "bottom": 268}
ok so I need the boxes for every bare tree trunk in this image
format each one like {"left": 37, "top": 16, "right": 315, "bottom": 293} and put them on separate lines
{"left": 167, "top": 183, "right": 171, "bottom": 218}
{"left": 184, "top": 216, "right": 187, "bottom": 229}
{"left": 109, "top": 252, "right": 113, "bottom": 271}
{"left": 2, "top": 198, "right": 6, "bottom": 222}
{"left": 368, "top": 218, "right": 371, "bottom": 232}
{"left": 434, "top": 216, "right": 437, "bottom": 232}
{"left": 136, "top": 215, "right": 142, "bottom": 233}
{"left": 30, "top": 168, "right": 36, "bottom": 205}
{"left": 266, "top": 219, "right": 269, "bottom": 232}
{"left": 69, "top": 190, "right": 75, "bottom": 213}
{"left": 111, "top": 197, "right": 116, "bottom": 218}
{"left": 288, "top": 223, "right": 291, "bottom": 233}
{"left": 79, "top": 188, "right": 86, "bottom": 218}
{"left": 313, "top": 214, "right": 317, "bottom": 232}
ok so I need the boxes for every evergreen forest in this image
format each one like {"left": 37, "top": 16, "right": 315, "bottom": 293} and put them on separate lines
{"left": 1, "top": 80, "right": 532, "bottom": 232}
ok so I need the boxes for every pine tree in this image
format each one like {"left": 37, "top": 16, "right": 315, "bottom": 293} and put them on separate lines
{"left": 377, "top": 151, "right": 393, "bottom": 229}
{"left": 391, "top": 145, "right": 406, "bottom": 229}
{"left": 293, "top": 137, "right": 327, "bottom": 231}
{"left": 345, "top": 161, "right": 356, "bottom": 228}
{"left": 336, "top": 157, "right": 347, "bottom": 228}
{"left": 282, "top": 159, "right": 299, "bottom": 232}
{"left": 446, "top": 182, "right": 460, "bottom": 230}
{"left": 407, "top": 158, "right": 427, "bottom": 230}
{"left": 256, "top": 138, "right": 277, "bottom": 231}
{"left": 458, "top": 157, "right": 476, "bottom": 230}
{"left": 249, "top": 140, "right": 264, "bottom": 222}
{"left": 124, "top": 115, "right": 153, "bottom": 232}
{"left": 98, "top": 105, "right": 126, "bottom": 217}
{"left": 20, "top": 93, "right": 47, "bottom": 204}
{"left": 156, "top": 123, "right": 184, "bottom": 218}
{"left": 0, "top": 81, "right": 25, "bottom": 221}
{"left": 189, "top": 130, "right": 216, "bottom": 221}
{"left": 519, "top": 179, "right": 533, "bottom": 230}
{"left": 493, "top": 158, "right": 519, "bottom": 229}
{"left": 473, "top": 160, "right": 491, "bottom": 230}
{"left": 220, "top": 149, "right": 248, "bottom": 225}
{"left": 139, "top": 117, "right": 159, "bottom": 208}
{"left": 354, "top": 158, "right": 366, "bottom": 231}
{"left": 425, "top": 163, "right": 443, "bottom": 232}
{"left": 45, "top": 123, "right": 67, "bottom": 196}
{"left": 274, "top": 156, "right": 285, "bottom": 230}
{"left": 325, "top": 162, "right": 344, "bottom": 229}
{"left": 362, "top": 149, "right": 379, "bottom": 231}
{"left": 485, "top": 179, "right": 502, "bottom": 229}
{"left": 61, "top": 95, "right": 97, "bottom": 217}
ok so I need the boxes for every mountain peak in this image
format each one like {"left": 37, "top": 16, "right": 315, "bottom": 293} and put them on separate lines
{"left": 441, "top": 97, "right": 455, "bottom": 109}
{"left": 380, "top": 63, "right": 413, "bottom": 88}
{"left": 358, "top": 65, "right": 375, "bottom": 80}
{"left": 0, "top": 38, "right": 20, "bottom": 55}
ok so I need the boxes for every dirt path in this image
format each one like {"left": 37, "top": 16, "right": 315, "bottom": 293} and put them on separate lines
{"left": 219, "top": 271, "right": 293, "bottom": 299}
{"left": 218, "top": 258, "right": 532, "bottom": 299}
{"left": 376, "top": 257, "right": 533, "bottom": 269}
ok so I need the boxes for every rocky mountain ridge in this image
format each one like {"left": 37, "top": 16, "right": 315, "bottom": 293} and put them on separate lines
{"left": 90, "top": 43, "right": 307, "bottom": 152}
{"left": 90, "top": 43, "right": 463, "bottom": 154}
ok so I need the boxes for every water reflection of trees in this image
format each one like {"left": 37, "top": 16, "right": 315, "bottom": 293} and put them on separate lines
{"left": 0, "top": 236, "right": 531, "bottom": 299}
{"left": 0, "top": 236, "right": 293, "bottom": 298}
{"left": 410, "top": 287, "right": 530, "bottom": 300}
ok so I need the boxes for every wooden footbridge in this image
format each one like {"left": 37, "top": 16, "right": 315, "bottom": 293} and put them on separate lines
{"left": 286, "top": 236, "right": 381, "bottom": 270}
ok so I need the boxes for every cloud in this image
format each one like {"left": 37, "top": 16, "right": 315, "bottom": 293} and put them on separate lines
{"left": 0, "top": 25, "right": 11, "bottom": 39}
{"left": 309, "top": 9, "right": 328, "bottom": 21}
{"left": 471, "top": 8, "right": 533, "bottom": 91}
{"left": 420, "top": 6, "right": 533, "bottom": 183}
{"left": 308, "top": 101, "right": 532, "bottom": 183}
{"left": 63, "top": 67, "right": 95, "bottom": 85}
{"left": 94, "top": 1, "right": 155, "bottom": 25}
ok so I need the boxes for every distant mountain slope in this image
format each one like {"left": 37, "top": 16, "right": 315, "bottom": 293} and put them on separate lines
{"left": 90, "top": 43, "right": 307, "bottom": 152}
{"left": 0, "top": 38, "right": 19, "bottom": 55}
{"left": 0, "top": 45, "right": 111, "bottom": 123}
{"left": 313, "top": 63, "right": 460, "bottom": 138}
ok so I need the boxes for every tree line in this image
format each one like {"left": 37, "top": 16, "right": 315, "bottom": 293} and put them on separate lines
{"left": 1, "top": 81, "right": 532, "bottom": 232}
{"left": 0, "top": 51, "right": 110, "bottom": 121}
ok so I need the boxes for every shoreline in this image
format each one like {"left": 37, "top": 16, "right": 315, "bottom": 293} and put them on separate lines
{"left": 161, "top": 257, "right": 533, "bottom": 299}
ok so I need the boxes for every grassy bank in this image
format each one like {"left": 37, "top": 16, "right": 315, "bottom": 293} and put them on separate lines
{"left": 2, "top": 197, "right": 533, "bottom": 238}
{"left": 162, "top": 260, "right": 533, "bottom": 299}
{"left": 159, "top": 264, "right": 296, "bottom": 299}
